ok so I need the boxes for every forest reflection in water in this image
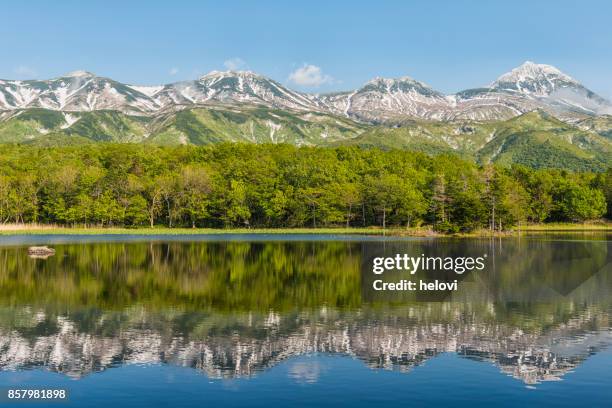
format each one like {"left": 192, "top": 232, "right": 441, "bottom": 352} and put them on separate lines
{"left": 0, "top": 234, "right": 609, "bottom": 385}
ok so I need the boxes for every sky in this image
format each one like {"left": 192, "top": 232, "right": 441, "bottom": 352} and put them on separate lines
{"left": 1, "top": 0, "right": 611, "bottom": 98}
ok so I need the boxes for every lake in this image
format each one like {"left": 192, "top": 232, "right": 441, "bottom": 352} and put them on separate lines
{"left": 0, "top": 233, "right": 610, "bottom": 407}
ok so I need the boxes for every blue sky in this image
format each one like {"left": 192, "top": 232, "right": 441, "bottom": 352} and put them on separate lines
{"left": 1, "top": 0, "right": 611, "bottom": 97}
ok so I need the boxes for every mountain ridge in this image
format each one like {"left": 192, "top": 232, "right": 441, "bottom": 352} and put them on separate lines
{"left": 1, "top": 62, "right": 610, "bottom": 123}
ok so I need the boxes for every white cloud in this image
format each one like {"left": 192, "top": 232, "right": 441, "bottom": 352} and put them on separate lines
{"left": 13, "top": 65, "right": 37, "bottom": 78}
{"left": 169, "top": 67, "right": 179, "bottom": 76}
{"left": 224, "top": 58, "right": 246, "bottom": 71}
{"left": 288, "top": 64, "right": 333, "bottom": 87}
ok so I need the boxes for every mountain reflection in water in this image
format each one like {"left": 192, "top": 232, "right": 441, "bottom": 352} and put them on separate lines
{"left": 0, "top": 235, "right": 609, "bottom": 386}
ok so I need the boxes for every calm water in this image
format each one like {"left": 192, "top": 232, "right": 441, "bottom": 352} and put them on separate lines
{"left": 0, "top": 233, "right": 610, "bottom": 407}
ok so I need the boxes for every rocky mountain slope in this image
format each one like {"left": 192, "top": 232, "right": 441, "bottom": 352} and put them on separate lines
{"left": 0, "top": 106, "right": 367, "bottom": 146}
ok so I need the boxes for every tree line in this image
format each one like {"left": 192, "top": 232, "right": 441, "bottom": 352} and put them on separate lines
{"left": 0, "top": 143, "right": 609, "bottom": 232}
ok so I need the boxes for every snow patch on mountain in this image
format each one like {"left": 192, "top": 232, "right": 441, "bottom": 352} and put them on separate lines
{"left": 128, "top": 85, "right": 164, "bottom": 97}
{"left": 61, "top": 113, "right": 80, "bottom": 129}
{"left": 63, "top": 70, "right": 95, "bottom": 78}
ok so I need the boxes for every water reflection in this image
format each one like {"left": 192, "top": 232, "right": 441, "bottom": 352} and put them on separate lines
{"left": 0, "top": 235, "right": 609, "bottom": 386}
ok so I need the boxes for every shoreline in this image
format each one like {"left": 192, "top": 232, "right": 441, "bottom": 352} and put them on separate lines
{"left": 0, "top": 223, "right": 609, "bottom": 237}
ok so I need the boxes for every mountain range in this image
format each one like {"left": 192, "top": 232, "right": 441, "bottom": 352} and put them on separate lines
{"left": 2, "top": 61, "right": 611, "bottom": 120}
{"left": 0, "top": 61, "right": 611, "bottom": 170}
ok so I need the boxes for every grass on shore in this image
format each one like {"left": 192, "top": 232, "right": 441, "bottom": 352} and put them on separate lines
{"left": 0, "top": 223, "right": 609, "bottom": 236}
{"left": 516, "top": 223, "right": 612, "bottom": 231}
{"left": 0, "top": 224, "right": 391, "bottom": 236}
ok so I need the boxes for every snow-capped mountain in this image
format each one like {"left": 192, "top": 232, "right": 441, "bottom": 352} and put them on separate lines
{"left": 315, "top": 71, "right": 554, "bottom": 123}
{"left": 0, "top": 71, "right": 160, "bottom": 114}
{"left": 468, "top": 61, "right": 612, "bottom": 118}
{"left": 491, "top": 61, "right": 580, "bottom": 95}
{"left": 149, "top": 70, "right": 319, "bottom": 111}
{"left": 0, "top": 62, "right": 610, "bottom": 122}
{"left": 0, "top": 70, "right": 320, "bottom": 115}
{"left": 318, "top": 62, "right": 612, "bottom": 122}
{"left": 316, "top": 77, "right": 451, "bottom": 122}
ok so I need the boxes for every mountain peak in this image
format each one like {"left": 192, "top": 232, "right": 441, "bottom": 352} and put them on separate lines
{"left": 359, "top": 76, "right": 443, "bottom": 100}
{"left": 502, "top": 61, "right": 572, "bottom": 80}
{"left": 160, "top": 69, "right": 317, "bottom": 111}
{"left": 491, "top": 62, "right": 579, "bottom": 95}
{"left": 365, "top": 75, "right": 424, "bottom": 87}
{"left": 63, "top": 70, "right": 95, "bottom": 78}
{"left": 200, "top": 70, "right": 262, "bottom": 80}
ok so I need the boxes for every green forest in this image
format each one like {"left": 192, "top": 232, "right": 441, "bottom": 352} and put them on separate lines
{"left": 0, "top": 143, "right": 609, "bottom": 232}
